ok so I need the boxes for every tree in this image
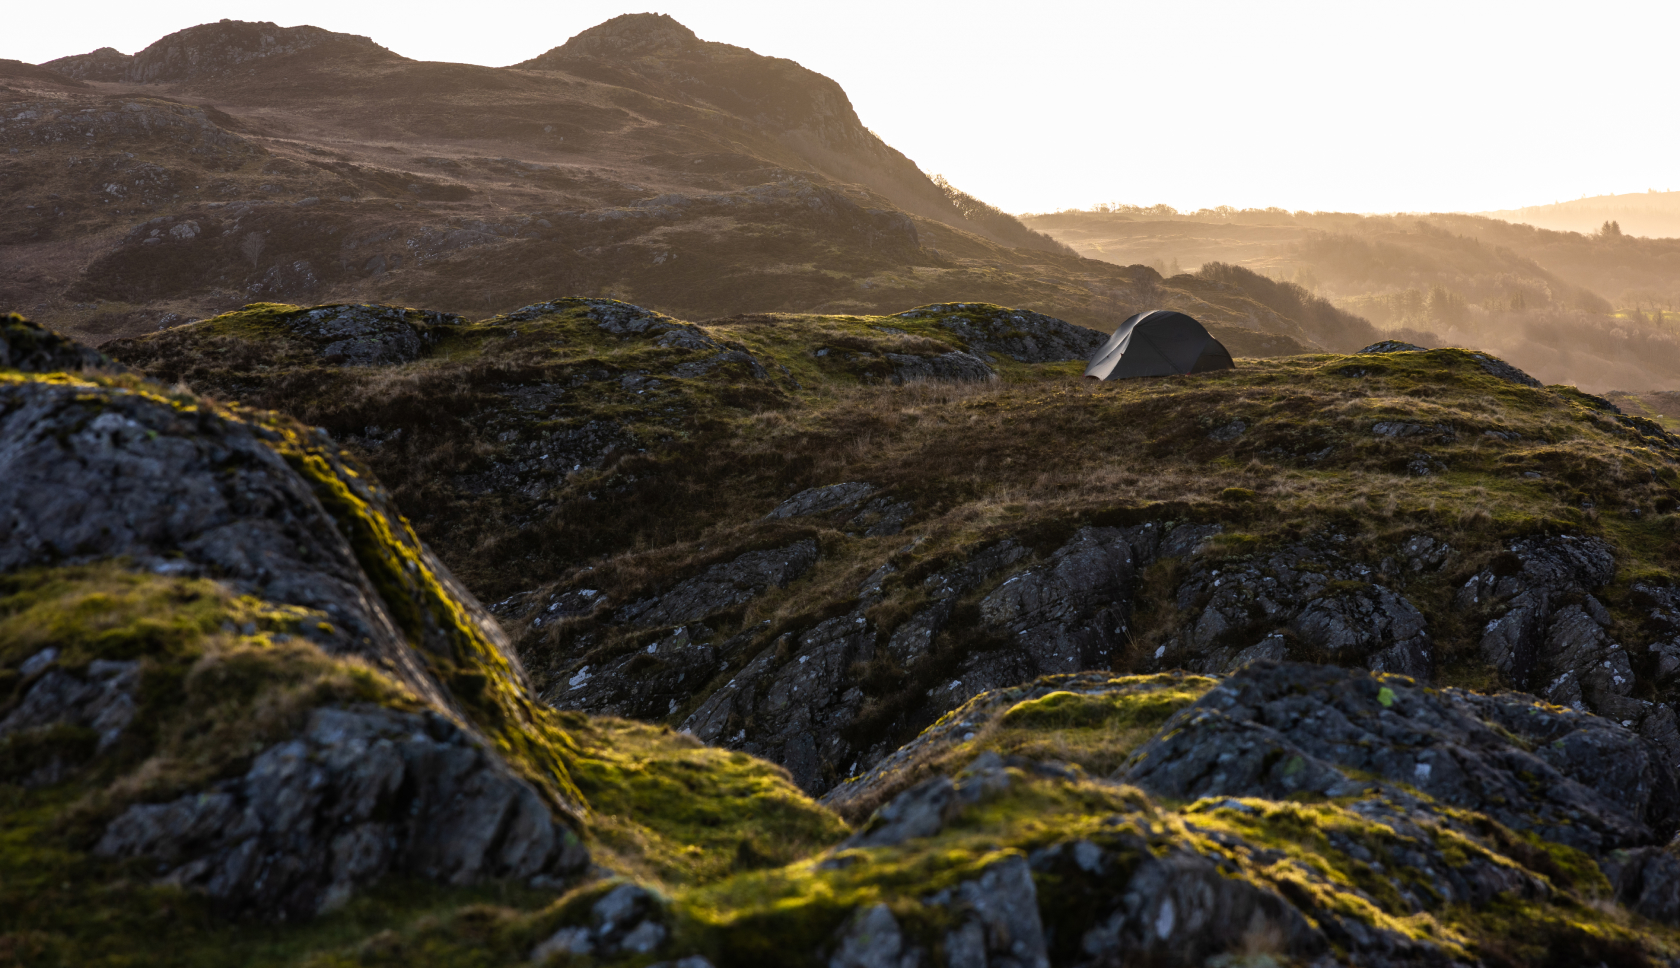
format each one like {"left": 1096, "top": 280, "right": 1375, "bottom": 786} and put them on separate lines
{"left": 1601, "top": 220, "right": 1623, "bottom": 238}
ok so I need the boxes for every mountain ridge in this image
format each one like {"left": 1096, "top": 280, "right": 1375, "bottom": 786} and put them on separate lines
{"left": 5, "top": 15, "right": 1307, "bottom": 355}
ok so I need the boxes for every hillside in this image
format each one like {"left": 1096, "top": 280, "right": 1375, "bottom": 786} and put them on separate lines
{"left": 1485, "top": 189, "right": 1680, "bottom": 240}
{"left": 12, "top": 307, "right": 1680, "bottom": 965}
{"left": 1025, "top": 206, "right": 1680, "bottom": 392}
{"left": 101, "top": 294, "right": 1680, "bottom": 791}
{"left": 4, "top": 15, "right": 1328, "bottom": 358}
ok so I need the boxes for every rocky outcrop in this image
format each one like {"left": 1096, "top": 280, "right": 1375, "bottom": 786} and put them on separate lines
{"left": 1160, "top": 532, "right": 1438, "bottom": 681}
{"left": 885, "top": 350, "right": 994, "bottom": 384}
{"left": 897, "top": 304, "right": 1107, "bottom": 364}
{"left": 1034, "top": 832, "right": 1329, "bottom": 968}
{"left": 1470, "top": 352, "right": 1543, "bottom": 388}
{"left": 1122, "top": 662, "right": 1679, "bottom": 855}
{"left": 1455, "top": 535, "right": 1680, "bottom": 762}
{"left": 1, "top": 655, "right": 139, "bottom": 758}
{"left": 768, "top": 482, "right": 878, "bottom": 520}
{"left": 95, "top": 705, "right": 586, "bottom": 919}
{"left": 0, "top": 319, "right": 587, "bottom": 918}
{"left": 1360, "top": 340, "right": 1428, "bottom": 353}
{"left": 806, "top": 662, "right": 1680, "bottom": 968}
{"left": 0, "top": 363, "right": 450, "bottom": 708}
{"left": 284, "top": 304, "right": 465, "bottom": 366}
{"left": 827, "top": 844, "right": 1048, "bottom": 968}
{"left": 615, "top": 540, "right": 820, "bottom": 628}
{"left": 0, "top": 313, "right": 116, "bottom": 373}
{"left": 529, "top": 882, "right": 676, "bottom": 963}
{"left": 658, "top": 524, "right": 1216, "bottom": 793}
{"left": 766, "top": 482, "right": 915, "bottom": 537}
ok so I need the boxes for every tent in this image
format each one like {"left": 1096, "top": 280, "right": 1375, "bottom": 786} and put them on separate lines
{"left": 1083, "top": 310, "right": 1234, "bottom": 380}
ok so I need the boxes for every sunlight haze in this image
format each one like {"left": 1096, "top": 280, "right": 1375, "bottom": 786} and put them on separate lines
{"left": 9, "top": 0, "right": 1678, "bottom": 215}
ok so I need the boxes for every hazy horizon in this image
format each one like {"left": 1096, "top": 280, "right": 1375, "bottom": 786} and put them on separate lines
{"left": 10, "top": 0, "right": 1678, "bottom": 218}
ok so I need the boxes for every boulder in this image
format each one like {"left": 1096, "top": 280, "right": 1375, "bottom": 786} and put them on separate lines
{"left": 96, "top": 705, "right": 586, "bottom": 919}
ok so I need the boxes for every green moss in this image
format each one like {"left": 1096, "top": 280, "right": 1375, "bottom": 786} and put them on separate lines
{"left": 569, "top": 717, "right": 848, "bottom": 887}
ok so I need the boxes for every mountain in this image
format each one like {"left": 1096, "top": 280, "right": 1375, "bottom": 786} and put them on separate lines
{"left": 1025, "top": 206, "right": 1680, "bottom": 392}
{"left": 1485, "top": 189, "right": 1680, "bottom": 240}
{"left": 4, "top": 15, "right": 1335, "bottom": 359}
{"left": 12, "top": 308, "right": 1680, "bottom": 965}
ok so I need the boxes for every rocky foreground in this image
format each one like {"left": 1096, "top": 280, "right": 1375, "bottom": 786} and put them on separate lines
{"left": 5, "top": 310, "right": 1680, "bottom": 965}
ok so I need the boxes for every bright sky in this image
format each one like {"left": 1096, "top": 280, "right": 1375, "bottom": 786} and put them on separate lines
{"left": 10, "top": 1, "right": 1677, "bottom": 215}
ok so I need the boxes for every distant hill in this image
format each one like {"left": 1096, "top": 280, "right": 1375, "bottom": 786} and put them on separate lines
{"left": 1484, "top": 189, "right": 1680, "bottom": 239}
{"left": 1025, "top": 206, "right": 1680, "bottom": 391}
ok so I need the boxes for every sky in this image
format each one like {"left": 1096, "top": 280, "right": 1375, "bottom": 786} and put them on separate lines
{"left": 9, "top": 0, "right": 1678, "bottom": 216}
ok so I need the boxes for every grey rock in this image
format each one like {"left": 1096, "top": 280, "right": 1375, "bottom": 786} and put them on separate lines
{"left": 1400, "top": 534, "right": 1450, "bottom": 571}
{"left": 1165, "top": 535, "right": 1433, "bottom": 680}
{"left": 1290, "top": 583, "right": 1432, "bottom": 680}
{"left": 1471, "top": 352, "right": 1543, "bottom": 388}
{"left": 0, "top": 660, "right": 140, "bottom": 754}
{"left": 1360, "top": 340, "right": 1428, "bottom": 353}
{"left": 590, "top": 300, "right": 681, "bottom": 335}
{"left": 0, "top": 376, "right": 499, "bottom": 715}
{"left": 1406, "top": 451, "right": 1447, "bottom": 476}
{"left": 1034, "top": 834, "right": 1326, "bottom": 967}
{"left": 980, "top": 526, "right": 1136, "bottom": 631}
{"left": 1603, "top": 847, "right": 1680, "bottom": 925}
{"left": 669, "top": 348, "right": 770, "bottom": 380}
{"left": 927, "top": 855, "right": 1048, "bottom": 968}
{"left": 551, "top": 625, "right": 718, "bottom": 718}
{"left": 1458, "top": 535, "right": 1648, "bottom": 735}
{"left": 885, "top": 351, "right": 994, "bottom": 384}
{"left": 1122, "top": 662, "right": 1679, "bottom": 856}
{"left": 96, "top": 705, "right": 587, "bottom": 919}
{"left": 687, "top": 523, "right": 1215, "bottom": 795}
{"left": 1207, "top": 419, "right": 1246, "bottom": 442}
{"left": 951, "top": 527, "right": 1138, "bottom": 700}
{"left": 1225, "top": 633, "right": 1288, "bottom": 670}
{"left": 769, "top": 482, "right": 877, "bottom": 519}
{"left": 841, "top": 775, "right": 956, "bottom": 849}
{"left": 18, "top": 647, "right": 58, "bottom": 678}
{"left": 1372, "top": 421, "right": 1452, "bottom": 439}
{"left": 288, "top": 304, "right": 464, "bottom": 366}
{"left": 616, "top": 540, "right": 819, "bottom": 628}
{"left": 531, "top": 925, "right": 593, "bottom": 962}
{"left": 843, "top": 497, "right": 915, "bottom": 537}
{"left": 528, "top": 883, "right": 670, "bottom": 963}
{"left": 913, "top": 305, "right": 1108, "bottom": 364}
{"left": 620, "top": 920, "right": 667, "bottom": 954}
{"left": 829, "top": 903, "right": 922, "bottom": 968}
{"left": 654, "top": 325, "right": 723, "bottom": 352}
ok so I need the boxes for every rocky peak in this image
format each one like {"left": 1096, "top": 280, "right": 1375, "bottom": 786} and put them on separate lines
{"left": 546, "top": 13, "right": 702, "bottom": 59}
{"left": 118, "top": 20, "right": 395, "bottom": 83}
{"left": 38, "top": 46, "right": 132, "bottom": 81}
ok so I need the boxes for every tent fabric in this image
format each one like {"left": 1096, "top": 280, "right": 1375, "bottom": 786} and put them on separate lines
{"left": 1083, "top": 310, "right": 1234, "bottom": 380}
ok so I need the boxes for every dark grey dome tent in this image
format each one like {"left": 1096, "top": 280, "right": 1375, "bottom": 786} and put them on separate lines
{"left": 1084, "top": 310, "right": 1234, "bottom": 380}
